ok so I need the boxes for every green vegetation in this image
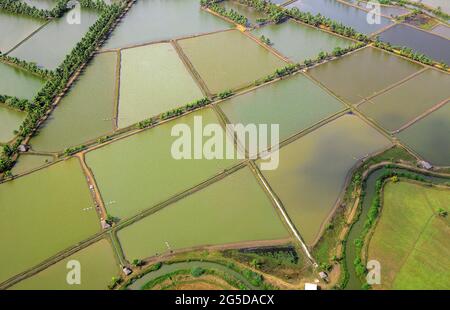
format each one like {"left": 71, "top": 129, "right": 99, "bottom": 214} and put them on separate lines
{"left": 0, "top": 2, "right": 124, "bottom": 174}
{"left": 259, "top": 35, "right": 272, "bottom": 46}
{"left": 366, "top": 181, "right": 450, "bottom": 289}
{"left": 207, "top": 2, "right": 248, "bottom": 25}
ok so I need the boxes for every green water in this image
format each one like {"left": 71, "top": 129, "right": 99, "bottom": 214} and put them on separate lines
{"left": 117, "top": 166, "right": 288, "bottom": 261}
{"left": 252, "top": 19, "right": 354, "bottom": 63}
{"left": 345, "top": 166, "right": 450, "bottom": 290}
{"left": 20, "top": 0, "right": 56, "bottom": 10}
{"left": 86, "top": 108, "right": 239, "bottom": 220}
{"left": 128, "top": 261, "right": 257, "bottom": 290}
{"left": 118, "top": 43, "right": 203, "bottom": 129}
{"left": 31, "top": 52, "right": 117, "bottom": 153}
{"left": 178, "top": 30, "right": 287, "bottom": 94}
{"left": 0, "top": 61, "right": 45, "bottom": 100}
{"left": 0, "top": 11, "right": 43, "bottom": 53}
{"left": 219, "top": 72, "right": 345, "bottom": 143}
{"left": 10, "top": 239, "right": 118, "bottom": 290}
{"left": 218, "top": 0, "right": 266, "bottom": 25}
{"left": 10, "top": 8, "right": 98, "bottom": 69}
{"left": 397, "top": 103, "right": 450, "bottom": 166}
{"left": 308, "top": 47, "right": 424, "bottom": 104}
{"left": 11, "top": 154, "right": 54, "bottom": 176}
{"left": 0, "top": 158, "right": 100, "bottom": 283}
{"left": 260, "top": 114, "right": 392, "bottom": 245}
{"left": 104, "top": 0, "right": 232, "bottom": 49}
{"left": 0, "top": 104, "right": 25, "bottom": 143}
{"left": 359, "top": 69, "right": 450, "bottom": 132}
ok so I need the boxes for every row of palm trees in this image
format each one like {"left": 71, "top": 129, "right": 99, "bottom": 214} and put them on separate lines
{"left": 0, "top": 3, "right": 124, "bottom": 174}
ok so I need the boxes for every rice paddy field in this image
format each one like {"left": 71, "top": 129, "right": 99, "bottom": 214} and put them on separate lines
{"left": 367, "top": 181, "right": 450, "bottom": 290}
{"left": 1, "top": 0, "right": 449, "bottom": 291}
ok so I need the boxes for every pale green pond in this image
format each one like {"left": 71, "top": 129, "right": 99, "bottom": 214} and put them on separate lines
{"left": 0, "top": 11, "right": 43, "bottom": 53}
{"left": 104, "top": 0, "right": 232, "bottom": 49}
{"left": 117, "top": 166, "right": 288, "bottom": 261}
{"left": 308, "top": 47, "right": 424, "bottom": 104}
{"left": 0, "top": 158, "right": 100, "bottom": 283}
{"left": 359, "top": 69, "right": 450, "bottom": 132}
{"left": 0, "top": 61, "right": 45, "bottom": 100}
{"left": 31, "top": 52, "right": 117, "bottom": 153}
{"left": 11, "top": 154, "right": 54, "bottom": 176}
{"left": 86, "top": 108, "right": 239, "bottom": 220}
{"left": 11, "top": 239, "right": 118, "bottom": 290}
{"left": 118, "top": 43, "right": 203, "bottom": 129}
{"left": 218, "top": 72, "right": 345, "bottom": 144}
{"left": 178, "top": 30, "right": 287, "bottom": 94}
{"left": 397, "top": 103, "right": 450, "bottom": 166}
{"left": 10, "top": 8, "right": 98, "bottom": 69}
{"left": 251, "top": 19, "right": 354, "bottom": 63}
{"left": 259, "top": 114, "right": 392, "bottom": 244}
{"left": 0, "top": 104, "right": 25, "bottom": 143}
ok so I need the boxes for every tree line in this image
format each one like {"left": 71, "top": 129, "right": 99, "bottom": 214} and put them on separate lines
{"left": 0, "top": 2, "right": 124, "bottom": 174}
{"left": 202, "top": 1, "right": 249, "bottom": 26}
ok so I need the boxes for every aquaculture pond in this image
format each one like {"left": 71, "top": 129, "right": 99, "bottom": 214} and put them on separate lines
{"left": 308, "top": 47, "right": 423, "bottom": 104}
{"left": 11, "top": 239, "right": 119, "bottom": 290}
{"left": 86, "top": 108, "right": 239, "bottom": 220}
{"left": 104, "top": 0, "right": 231, "bottom": 49}
{"left": 20, "top": 0, "right": 56, "bottom": 10}
{"left": 396, "top": 103, "right": 450, "bottom": 166}
{"left": 0, "top": 11, "right": 43, "bottom": 53}
{"left": 251, "top": 19, "right": 354, "bottom": 63}
{"left": 359, "top": 68, "right": 450, "bottom": 132}
{"left": 0, "top": 105, "right": 25, "bottom": 143}
{"left": 345, "top": 166, "right": 450, "bottom": 290}
{"left": 10, "top": 8, "right": 98, "bottom": 69}
{"left": 368, "top": 181, "right": 450, "bottom": 289}
{"left": 218, "top": 0, "right": 266, "bottom": 25}
{"left": 0, "top": 158, "right": 100, "bottom": 284}
{"left": 259, "top": 114, "right": 391, "bottom": 245}
{"left": 118, "top": 43, "right": 203, "bottom": 129}
{"left": 378, "top": 23, "right": 450, "bottom": 65}
{"left": 0, "top": 61, "right": 45, "bottom": 100}
{"left": 218, "top": 72, "right": 345, "bottom": 144}
{"left": 178, "top": 30, "right": 286, "bottom": 94}
{"left": 128, "top": 261, "right": 257, "bottom": 290}
{"left": 30, "top": 52, "right": 117, "bottom": 153}
{"left": 410, "top": 0, "right": 450, "bottom": 14}
{"left": 11, "top": 154, "right": 54, "bottom": 176}
{"left": 430, "top": 24, "right": 450, "bottom": 40}
{"left": 117, "top": 167, "right": 288, "bottom": 261}
{"left": 343, "top": 0, "right": 409, "bottom": 17}
{"left": 286, "top": 0, "right": 392, "bottom": 35}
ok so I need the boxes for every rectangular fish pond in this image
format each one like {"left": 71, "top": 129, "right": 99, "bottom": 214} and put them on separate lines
{"left": 0, "top": 158, "right": 100, "bottom": 283}
{"left": 258, "top": 113, "right": 392, "bottom": 245}
{"left": 117, "top": 166, "right": 289, "bottom": 261}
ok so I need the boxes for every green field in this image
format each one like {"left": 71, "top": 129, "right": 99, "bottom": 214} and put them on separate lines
{"left": 11, "top": 239, "right": 118, "bottom": 290}
{"left": 0, "top": 158, "right": 100, "bottom": 283}
{"left": 0, "top": 61, "right": 44, "bottom": 100}
{"left": 178, "top": 30, "right": 286, "bottom": 94}
{"left": 117, "top": 167, "right": 288, "bottom": 261}
{"left": 368, "top": 181, "right": 450, "bottom": 290}
{"left": 0, "top": 105, "right": 25, "bottom": 143}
